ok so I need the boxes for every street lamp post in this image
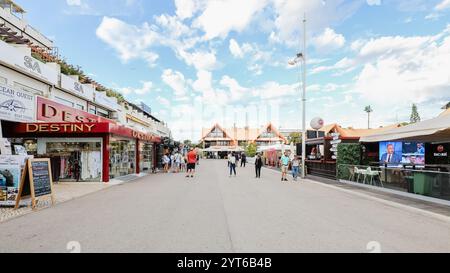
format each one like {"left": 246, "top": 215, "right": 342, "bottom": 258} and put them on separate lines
{"left": 289, "top": 14, "right": 307, "bottom": 178}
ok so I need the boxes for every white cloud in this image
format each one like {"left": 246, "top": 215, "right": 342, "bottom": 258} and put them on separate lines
{"left": 312, "top": 28, "right": 346, "bottom": 51}
{"left": 435, "top": 0, "right": 450, "bottom": 11}
{"left": 154, "top": 14, "right": 192, "bottom": 38}
{"left": 354, "top": 27, "right": 450, "bottom": 106}
{"left": 425, "top": 13, "right": 442, "bottom": 21}
{"left": 248, "top": 63, "right": 263, "bottom": 75}
{"left": 229, "top": 39, "right": 244, "bottom": 58}
{"left": 119, "top": 81, "right": 153, "bottom": 95}
{"left": 193, "top": 0, "right": 268, "bottom": 40}
{"left": 177, "top": 49, "right": 218, "bottom": 71}
{"left": 156, "top": 96, "right": 171, "bottom": 108}
{"left": 271, "top": 0, "right": 363, "bottom": 46}
{"left": 161, "top": 69, "right": 187, "bottom": 96}
{"left": 66, "top": 0, "right": 82, "bottom": 6}
{"left": 96, "top": 17, "right": 159, "bottom": 67}
{"left": 366, "top": 0, "right": 381, "bottom": 6}
{"left": 220, "top": 75, "right": 249, "bottom": 101}
{"left": 175, "top": 0, "right": 198, "bottom": 20}
{"left": 253, "top": 81, "right": 299, "bottom": 100}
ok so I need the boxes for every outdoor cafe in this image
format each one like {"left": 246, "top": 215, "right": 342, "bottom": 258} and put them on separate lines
{"left": 342, "top": 110, "right": 450, "bottom": 201}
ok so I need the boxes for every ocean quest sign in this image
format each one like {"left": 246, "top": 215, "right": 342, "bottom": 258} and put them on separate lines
{"left": 0, "top": 83, "right": 35, "bottom": 122}
{"left": 0, "top": 40, "right": 58, "bottom": 85}
{"left": 61, "top": 74, "right": 94, "bottom": 101}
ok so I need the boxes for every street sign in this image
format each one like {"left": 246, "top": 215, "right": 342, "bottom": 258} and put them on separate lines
{"left": 330, "top": 139, "right": 342, "bottom": 145}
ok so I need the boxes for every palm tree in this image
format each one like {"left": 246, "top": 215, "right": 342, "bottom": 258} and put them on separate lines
{"left": 364, "top": 106, "right": 373, "bottom": 129}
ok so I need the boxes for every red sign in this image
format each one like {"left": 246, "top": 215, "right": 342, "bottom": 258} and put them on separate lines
{"left": 33, "top": 97, "right": 161, "bottom": 143}
{"left": 37, "top": 96, "right": 110, "bottom": 123}
{"left": 22, "top": 123, "right": 109, "bottom": 134}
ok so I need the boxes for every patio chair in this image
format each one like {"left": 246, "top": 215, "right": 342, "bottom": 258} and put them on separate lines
{"left": 355, "top": 167, "right": 365, "bottom": 183}
{"left": 365, "top": 167, "right": 383, "bottom": 187}
{"left": 348, "top": 166, "right": 356, "bottom": 181}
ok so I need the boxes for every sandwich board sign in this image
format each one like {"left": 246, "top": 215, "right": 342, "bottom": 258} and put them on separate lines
{"left": 14, "top": 158, "right": 54, "bottom": 210}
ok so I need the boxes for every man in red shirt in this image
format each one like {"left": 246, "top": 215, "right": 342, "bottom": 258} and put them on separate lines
{"left": 186, "top": 147, "right": 197, "bottom": 178}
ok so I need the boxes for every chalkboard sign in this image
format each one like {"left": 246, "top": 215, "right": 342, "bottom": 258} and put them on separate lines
{"left": 30, "top": 160, "right": 52, "bottom": 197}
{"left": 15, "top": 159, "right": 54, "bottom": 210}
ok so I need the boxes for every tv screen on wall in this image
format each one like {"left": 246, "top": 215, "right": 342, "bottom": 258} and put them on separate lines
{"left": 402, "top": 142, "right": 425, "bottom": 165}
{"left": 379, "top": 141, "right": 426, "bottom": 166}
{"left": 379, "top": 142, "right": 403, "bottom": 165}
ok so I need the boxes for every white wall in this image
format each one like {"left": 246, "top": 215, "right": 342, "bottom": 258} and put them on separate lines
{"left": 51, "top": 87, "right": 88, "bottom": 111}
{"left": 0, "top": 65, "right": 50, "bottom": 96}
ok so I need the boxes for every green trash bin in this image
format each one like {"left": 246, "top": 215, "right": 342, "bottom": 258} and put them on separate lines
{"left": 413, "top": 172, "right": 433, "bottom": 196}
{"left": 404, "top": 176, "right": 414, "bottom": 193}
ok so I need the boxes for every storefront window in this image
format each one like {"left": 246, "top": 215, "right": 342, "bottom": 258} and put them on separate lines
{"left": 89, "top": 106, "right": 96, "bottom": 114}
{"left": 96, "top": 108, "right": 109, "bottom": 118}
{"left": 109, "top": 137, "right": 136, "bottom": 179}
{"left": 54, "top": 96, "right": 74, "bottom": 108}
{"left": 44, "top": 140, "right": 102, "bottom": 182}
{"left": 139, "top": 142, "right": 153, "bottom": 173}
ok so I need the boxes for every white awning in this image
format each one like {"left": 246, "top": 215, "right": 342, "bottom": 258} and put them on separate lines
{"left": 257, "top": 144, "right": 294, "bottom": 153}
{"left": 201, "top": 146, "right": 244, "bottom": 152}
{"left": 360, "top": 113, "right": 450, "bottom": 143}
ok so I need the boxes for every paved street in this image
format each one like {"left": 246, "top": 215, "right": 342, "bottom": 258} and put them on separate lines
{"left": 0, "top": 160, "right": 449, "bottom": 253}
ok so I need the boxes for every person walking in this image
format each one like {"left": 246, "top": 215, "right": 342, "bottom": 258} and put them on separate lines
{"left": 241, "top": 152, "right": 247, "bottom": 168}
{"left": 228, "top": 152, "right": 237, "bottom": 177}
{"left": 175, "top": 152, "right": 182, "bottom": 173}
{"left": 280, "top": 151, "right": 290, "bottom": 182}
{"left": 180, "top": 154, "right": 186, "bottom": 172}
{"left": 291, "top": 155, "right": 300, "bottom": 181}
{"left": 255, "top": 153, "right": 263, "bottom": 178}
{"left": 235, "top": 152, "right": 240, "bottom": 167}
{"left": 163, "top": 154, "right": 170, "bottom": 173}
{"left": 186, "top": 148, "right": 197, "bottom": 178}
{"left": 170, "top": 153, "right": 175, "bottom": 173}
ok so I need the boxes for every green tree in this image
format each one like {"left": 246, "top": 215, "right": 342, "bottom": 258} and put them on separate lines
{"left": 245, "top": 143, "right": 257, "bottom": 157}
{"left": 288, "top": 132, "right": 302, "bottom": 144}
{"left": 364, "top": 105, "right": 373, "bottom": 129}
{"left": 410, "top": 104, "right": 421, "bottom": 123}
{"left": 183, "top": 140, "right": 192, "bottom": 147}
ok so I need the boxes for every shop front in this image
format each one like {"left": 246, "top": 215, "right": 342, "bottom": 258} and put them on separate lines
{"left": 1, "top": 97, "right": 161, "bottom": 183}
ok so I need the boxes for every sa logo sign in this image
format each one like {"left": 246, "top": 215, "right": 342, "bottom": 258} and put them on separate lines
{"left": 24, "top": 56, "right": 42, "bottom": 74}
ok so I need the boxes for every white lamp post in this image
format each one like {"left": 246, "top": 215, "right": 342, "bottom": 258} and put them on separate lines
{"left": 289, "top": 14, "right": 307, "bottom": 178}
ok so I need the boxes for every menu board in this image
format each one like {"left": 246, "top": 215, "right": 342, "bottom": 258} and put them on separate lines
{"left": 30, "top": 160, "right": 52, "bottom": 197}
{"left": 15, "top": 158, "right": 54, "bottom": 210}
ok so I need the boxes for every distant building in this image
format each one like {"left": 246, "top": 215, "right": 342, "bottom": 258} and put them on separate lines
{"left": 200, "top": 123, "right": 288, "bottom": 157}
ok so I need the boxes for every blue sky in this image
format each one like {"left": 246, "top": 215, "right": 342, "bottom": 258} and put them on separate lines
{"left": 15, "top": 0, "right": 450, "bottom": 140}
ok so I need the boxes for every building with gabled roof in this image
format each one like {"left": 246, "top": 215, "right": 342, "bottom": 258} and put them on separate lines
{"left": 200, "top": 123, "right": 288, "bottom": 156}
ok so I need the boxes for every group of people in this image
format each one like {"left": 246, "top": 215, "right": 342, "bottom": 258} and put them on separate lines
{"left": 227, "top": 152, "right": 247, "bottom": 177}
{"left": 162, "top": 148, "right": 199, "bottom": 178}
{"left": 280, "top": 151, "right": 302, "bottom": 181}
{"left": 162, "top": 152, "right": 185, "bottom": 173}
{"left": 227, "top": 151, "right": 303, "bottom": 181}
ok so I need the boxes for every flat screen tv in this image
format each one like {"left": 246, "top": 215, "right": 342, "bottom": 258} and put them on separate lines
{"left": 402, "top": 142, "right": 425, "bottom": 165}
{"left": 379, "top": 141, "right": 425, "bottom": 166}
{"left": 379, "top": 142, "right": 403, "bottom": 165}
